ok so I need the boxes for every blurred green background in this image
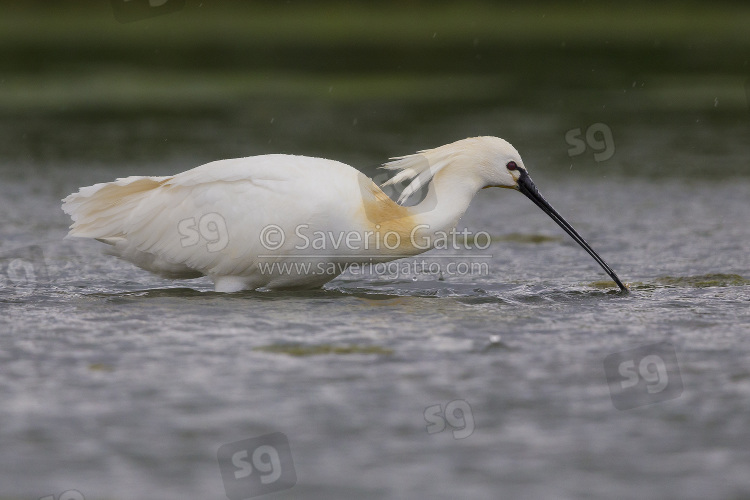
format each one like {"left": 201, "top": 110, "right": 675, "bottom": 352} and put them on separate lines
{"left": 0, "top": 0, "right": 748, "bottom": 176}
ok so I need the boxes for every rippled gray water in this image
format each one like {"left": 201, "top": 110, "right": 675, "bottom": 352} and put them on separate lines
{"left": 2, "top": 111, "right": 749, "bottom": 499}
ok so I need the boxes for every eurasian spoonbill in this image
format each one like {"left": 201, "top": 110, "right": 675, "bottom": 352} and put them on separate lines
{"left": 62, "top": 136, "right": 627, "bottom": 292}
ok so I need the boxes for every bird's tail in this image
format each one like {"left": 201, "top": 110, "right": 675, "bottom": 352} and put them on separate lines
{"left": 61, "top": 175, "right": 170, "bottom": 242}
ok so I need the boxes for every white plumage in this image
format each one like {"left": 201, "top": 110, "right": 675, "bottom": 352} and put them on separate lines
{"left": 62, "top": 136, "right": 627, "bottom": 292}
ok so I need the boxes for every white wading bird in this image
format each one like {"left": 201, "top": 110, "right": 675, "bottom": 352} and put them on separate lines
{"left": 62, "top": 136, "right": 627, "bottom": 292}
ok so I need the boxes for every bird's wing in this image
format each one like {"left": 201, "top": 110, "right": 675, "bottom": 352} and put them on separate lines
{"left": 62, "top": 154, "right": 360, "bottom": 277}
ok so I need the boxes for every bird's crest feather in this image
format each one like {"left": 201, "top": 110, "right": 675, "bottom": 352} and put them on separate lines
{"left": 380, "top": 150, "right": 454, "bottom": 205}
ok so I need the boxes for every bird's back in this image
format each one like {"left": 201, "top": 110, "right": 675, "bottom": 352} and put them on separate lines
{"left": 62, "top": 154, "right": 364, "bottom": 289}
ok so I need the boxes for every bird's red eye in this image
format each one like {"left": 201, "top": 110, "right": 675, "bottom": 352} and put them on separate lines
{"left": 506, "top": 161, "right": 518, "bottom": 171}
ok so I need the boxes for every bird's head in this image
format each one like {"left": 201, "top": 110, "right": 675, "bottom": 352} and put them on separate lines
{"left": 472, "top": 136, "right": 528, "bottom": 190}
{"left": 381, "top": 136, "right": 627, "bottom": 291}
{"left": 476, "top": 136, "right": 628, "bottom": 291}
